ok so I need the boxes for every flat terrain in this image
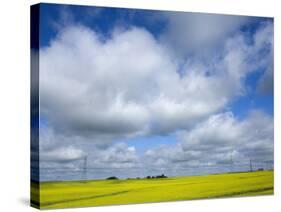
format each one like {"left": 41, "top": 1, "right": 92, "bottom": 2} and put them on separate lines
{"left": 31, "top": 170, "right": 273, "bottom": 209}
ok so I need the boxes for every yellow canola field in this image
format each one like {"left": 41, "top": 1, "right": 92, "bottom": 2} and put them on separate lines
{"left": 31, "top": 170, "right": 273, "bottom": 209}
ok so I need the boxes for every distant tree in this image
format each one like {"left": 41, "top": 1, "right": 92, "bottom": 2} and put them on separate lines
{"left": 146, "top": 176, "right": 151, "bottom": 179}
{"left": 106, "top": 176, "right": 118, "bottom": 180}
{"left": 161, "top": 174, "right": 168, "bottom": 178}
{"left": 156, "top": 174, "right": 168, "bottom": 178}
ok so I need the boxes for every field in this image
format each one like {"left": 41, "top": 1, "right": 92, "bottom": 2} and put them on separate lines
{"left": 31, "top": 170, "right": 273, "bottom": 209}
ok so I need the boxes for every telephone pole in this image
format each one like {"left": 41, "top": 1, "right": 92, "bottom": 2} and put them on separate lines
{"left": 250, "top": 159, "right": 253, "bottom": 172}
{"left": 82, "top": 156, "right": 87, "bottom": 181}
{"left": 230, "top": 155, "right": 233, "bottom": 173}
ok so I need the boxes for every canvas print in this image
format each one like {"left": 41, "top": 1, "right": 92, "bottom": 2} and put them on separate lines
{"left": 31, "top": 3, "right": 274, "bottom": 209}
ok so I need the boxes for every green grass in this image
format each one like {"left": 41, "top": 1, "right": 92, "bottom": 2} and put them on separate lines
{"left": 31, "top": 170, "right": 273, "bottom": 209}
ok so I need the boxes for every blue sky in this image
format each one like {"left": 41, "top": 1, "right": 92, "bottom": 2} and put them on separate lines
{"left": 34, "top": 3, "right": 273, "bottom": 181}
{"left": 39, "top": 4, "right": 168, "bottom": 46}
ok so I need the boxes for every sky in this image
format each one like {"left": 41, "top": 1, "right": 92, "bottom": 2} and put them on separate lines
{"left": 32, "top": 3, "right": 273, "bottom": 181}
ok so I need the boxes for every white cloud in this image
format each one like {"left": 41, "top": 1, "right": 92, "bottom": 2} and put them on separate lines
{"left": 39, "top": 128, "right": 141, "bottom": 180}
{"left": 144, "top": 110, "right": 273, "bottom": 172}
{"left": 39, "top": 127, "right": 139, "bottom": 165}
{"left": 98, "top": 143, "right": 138, "bottom": 166}
{"left": 180, "top": 112, "right": 241, "bottom": 151}
{"left": 40, "top": 22, "right": 272, "bottom": 141}
{"left": 40, "top": 146, "right": 85, "bottom": 162}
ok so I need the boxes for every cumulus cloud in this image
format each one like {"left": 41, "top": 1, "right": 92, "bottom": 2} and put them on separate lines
{"left": 99, "top": 143, "right": 138, "bottom": 165}
{"left": 40, "top": 21, "right": 272, "bottom": 140}
{"left": 39, "top": 129, "right": 141, "bottom": 180}
{"left": 144, "top": 110, "right": 273, "bottom": 173}
{"left": 39, "top": 127, "right": 139, "bottom": 166}
{"left": 41, "top": 146, "right": 85, "bottom": 162}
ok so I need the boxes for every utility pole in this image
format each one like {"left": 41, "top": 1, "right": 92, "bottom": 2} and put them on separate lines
{"left": 82, "top": 156, "right": 87, "bottom": 181}
{"left": 230, "top": 155, "right": 233, "bottom": 173}
{"left": 250, "top": 159, "right": 253, "bottom": 172}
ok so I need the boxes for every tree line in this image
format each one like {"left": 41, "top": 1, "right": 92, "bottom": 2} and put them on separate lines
{"left": 106, "top": 174, "right": 168, "bottom": 180}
